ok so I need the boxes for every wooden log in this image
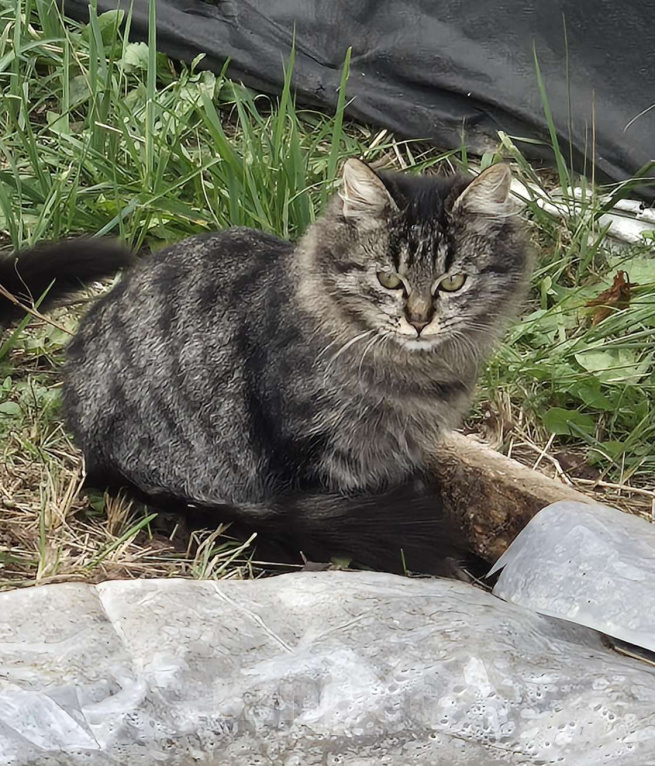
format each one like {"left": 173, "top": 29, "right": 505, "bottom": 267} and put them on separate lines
{"left": 432, "top": 432, "right": 592, "bottom": 562}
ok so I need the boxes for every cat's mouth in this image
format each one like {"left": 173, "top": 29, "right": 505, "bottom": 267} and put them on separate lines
{"left": 385, "top": 328, "right": 443, "bottom": 351}
{"left": 391, "top": 317, "right": 443, "bottom": 351}
{"left": 399, "top": 336, "right": 442, "bottom": 351}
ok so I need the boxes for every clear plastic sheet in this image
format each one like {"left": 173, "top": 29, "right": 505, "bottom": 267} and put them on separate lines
{"left": 492, "top": 500, "right": 655, "bottom": 653}
{"left": 1, "top": 569, "right": 654, "bottom": 764}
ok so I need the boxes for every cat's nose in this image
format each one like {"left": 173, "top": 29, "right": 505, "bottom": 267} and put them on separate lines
{"left": 408, "top": 318, "right": 430, "bottom": 334}
{"left": 406, "top": 295, "right": 433, "bottom": 335}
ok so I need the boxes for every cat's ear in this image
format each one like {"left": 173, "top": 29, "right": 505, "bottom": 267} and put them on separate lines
{"left": 454, "top": 164, "right": 514, "bottom": 217}
{"left": 339, "top": 158, "right": 397, "bottom": 221}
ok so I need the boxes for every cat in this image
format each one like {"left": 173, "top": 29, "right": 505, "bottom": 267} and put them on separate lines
{"left": 0, "top": 159, "right": 531, "bottom": 576}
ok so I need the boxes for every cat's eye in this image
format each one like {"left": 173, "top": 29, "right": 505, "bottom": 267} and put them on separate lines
{"left": 438, "top": 273, "right": 467, "bottom": 292}
{"left": 377, "top": 271, "right": 403, "bottom": 290}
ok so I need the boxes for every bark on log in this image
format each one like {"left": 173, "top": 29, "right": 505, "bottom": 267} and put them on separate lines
{"left": 432, "top": 432, "right": 592, "bottom": 562}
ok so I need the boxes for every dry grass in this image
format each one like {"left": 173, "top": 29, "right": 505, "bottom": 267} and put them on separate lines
{"left": 0, "top": 429, "right": 265, "bottom": 589}
{"left": 472, "top": 388, "right": 655, "bottom": 521}
{"left": 0, "top": 443, "right": 296, "bottom": 590}
{"left": 509, "top": 441, "right": 654, "bottom": 520}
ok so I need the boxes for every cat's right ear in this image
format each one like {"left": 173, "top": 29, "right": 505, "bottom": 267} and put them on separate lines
{"left": 453, "top": 163, "right": 514, "bottom": 217}
{"left": 339, "top": 158, "right": 398, "bottom": 222}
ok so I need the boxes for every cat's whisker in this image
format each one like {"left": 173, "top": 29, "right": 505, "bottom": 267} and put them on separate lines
{"left": 447, "top": 330, "right": 478, "bottom": 361}
{"left": 315, "top": 332, "right": 349, "bottom": 364}
{"left": 460, "top": 319, "right": 503, "bottom": 332}
{"left": 447, "top": 331, "right": 484, "bottom": 374}
{"left": 357, "top": 332, "right": 388, "bottom": 376}
{"left": 324, "top": 329, "right": 377, "bottom": 371}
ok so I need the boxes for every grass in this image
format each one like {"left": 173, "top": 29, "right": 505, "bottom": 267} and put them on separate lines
{"left": 0, "top": 0, "right": 654, "bottom": 589}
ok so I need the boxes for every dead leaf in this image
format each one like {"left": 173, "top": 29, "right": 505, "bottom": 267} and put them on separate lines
{"left": 552, "top": 450, "right": 602, "bottom": 481}
{"left": 586, "top": 271, "right": 638, "bottom": 325}
{"left": 300, "top": 560, "right": 333, "bottom": 572}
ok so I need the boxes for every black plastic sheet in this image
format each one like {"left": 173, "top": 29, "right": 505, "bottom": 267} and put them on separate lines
{"left": 64, "top": 0, "right": 655, "bottom": 196}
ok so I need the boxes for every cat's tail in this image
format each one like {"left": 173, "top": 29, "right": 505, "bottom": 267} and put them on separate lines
{"left": 237, "top": 485, "right": 484, "bottom": 578}
{"left": 103, "top": 474, "right": 485, "bottom": 579}
{"left": 0, "top": 238, "right": 134, "bottom": 327}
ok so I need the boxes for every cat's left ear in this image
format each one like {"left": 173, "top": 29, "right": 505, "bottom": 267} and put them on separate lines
{"left": 453, "top": 164, "right": 514, "bottom": 217}
{"left": 339, "top": 158, "right": 398, "bottom": 221}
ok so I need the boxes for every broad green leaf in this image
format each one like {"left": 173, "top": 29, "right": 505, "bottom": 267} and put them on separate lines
{"left": 69, "top": 74, "right": 91, "bottom": 107}
{"left": 0, "top": 401, "right": 21, "bottom": 417}
{"left": 589, "top": 441, "right": 626, "bottom": 464}
{"left": 575, "top": 350, "right": 616, "bottom": 374}
{"left": 122, "top": 42, "right": 149, "bottom": 71}
{"left": 46, "top": 111, "right": 70, "bottom": 136}
{"left": 86, "top": 490, "right": 107, "bottom": 514}
{"left": 575, "top": 349, "right": 649, "bottom": 383}
{"left": 608, "top": 257, "right": 655, "bottom": 286}
{"left": 543, "top": 407, "right": 596, "bottom": 436}
{"left": 573, "top": 380, "right": 616, "bottom": 411}
{"left": 82, "top": 9, "right": 125, "bottom": 45}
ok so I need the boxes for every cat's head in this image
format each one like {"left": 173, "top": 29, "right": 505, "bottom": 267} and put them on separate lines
{"left": 309, "top": 159, "right": 530, "bottom": 360}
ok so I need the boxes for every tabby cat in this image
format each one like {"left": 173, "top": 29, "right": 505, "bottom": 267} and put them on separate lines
{"left": 0, "top": 160, "right": 531, "bottom": 575}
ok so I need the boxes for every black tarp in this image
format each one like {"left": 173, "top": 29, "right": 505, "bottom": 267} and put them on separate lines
{"left": 65, "top": 0, "right": 655, "bottom": 197}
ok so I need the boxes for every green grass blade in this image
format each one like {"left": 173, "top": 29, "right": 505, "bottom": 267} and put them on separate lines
{"left": 533, "top": 42, "right": 571, "bottom": 197}
{"left": 323, "top": 46, "right": 352, "bottom": 204}
{"left": 145, "top": 0, "right": 157, "bottom": 185}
